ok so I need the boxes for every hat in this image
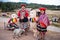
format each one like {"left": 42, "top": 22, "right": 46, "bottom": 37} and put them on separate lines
{"left": 20, "top": 4, "right": 26, "bottom": 7}
{"left": 39, "top": 7, "right": 46, "bottom": 11}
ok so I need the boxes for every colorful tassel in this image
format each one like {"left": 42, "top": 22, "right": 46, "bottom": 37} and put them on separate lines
{"left": 30, "top": 18, "right": 36, "bottom": 22}
{"left": 12, "top": 18, "right": 17, "bottom": 23}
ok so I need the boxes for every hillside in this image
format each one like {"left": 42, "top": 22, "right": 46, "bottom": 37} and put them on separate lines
{"left": 0, "top": 2, "right": 60, "bottom": 12}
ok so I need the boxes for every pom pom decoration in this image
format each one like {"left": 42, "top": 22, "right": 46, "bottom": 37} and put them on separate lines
{"left": 13, "top": 18, "right": 17, "bottom": 23}
{"left": 30, "top": 18, "right": 36, "bottom": 22}
{"left": 11, "top": 18, "right": 17, "bottom": 23}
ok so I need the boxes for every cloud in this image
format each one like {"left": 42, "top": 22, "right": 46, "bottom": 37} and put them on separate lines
{"left": 1, "top": 0, "right": 60, "bottom": 5}
{"left": 27, "top": 0, "right": 60, "bottom": 5}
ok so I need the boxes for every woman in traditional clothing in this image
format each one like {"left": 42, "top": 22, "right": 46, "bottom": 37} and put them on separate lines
{"left": 17, "top": 4, "right": 29, "bottom": 35}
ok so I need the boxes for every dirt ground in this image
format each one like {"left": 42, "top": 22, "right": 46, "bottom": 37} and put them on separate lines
{"left": 0, "top": 22, "right": 60, "bottom": 40}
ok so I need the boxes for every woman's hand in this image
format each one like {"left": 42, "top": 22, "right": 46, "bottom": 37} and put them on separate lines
{"left": 21, "top": 16, "right": 24, "bottom": 19}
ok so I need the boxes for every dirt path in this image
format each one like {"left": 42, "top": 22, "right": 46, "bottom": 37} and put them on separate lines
{"left": 0, "top": 22, "right": 60, "bottom": 40}
{"left": 0, "top": 27, "right": 60, "bottom": 40}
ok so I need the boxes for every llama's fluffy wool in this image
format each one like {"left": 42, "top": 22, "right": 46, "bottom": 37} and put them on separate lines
{"left": 29, "top": 10, "right": 39, "bottom": 37}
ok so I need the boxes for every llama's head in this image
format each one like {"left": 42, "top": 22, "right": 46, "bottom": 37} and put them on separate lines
{"left": 11, "top": 14, "right": 17, "bottom": 18}
{"left": 30, "top": 10, "right": 36, "bottom": 18}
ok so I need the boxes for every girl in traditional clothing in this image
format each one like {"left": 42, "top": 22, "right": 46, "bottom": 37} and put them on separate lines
{"left": 37, "top": 7, "right": 50, "bottom": 40}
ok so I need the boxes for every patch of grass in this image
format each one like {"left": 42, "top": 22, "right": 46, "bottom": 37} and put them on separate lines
{"left": 52, "top": 22, "right": 60, "bottom": 27}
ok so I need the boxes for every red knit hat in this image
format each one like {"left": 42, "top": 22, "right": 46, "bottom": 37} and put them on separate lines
{"left": 20, "top": 4, "right": 26, "bottom": 7}
{"left": 39, "top": 7, "right": 46, "bottom": 11}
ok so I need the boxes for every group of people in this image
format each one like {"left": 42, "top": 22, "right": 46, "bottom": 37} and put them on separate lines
{"left": 7, "top": 4, "right": 50, "bottom": 40}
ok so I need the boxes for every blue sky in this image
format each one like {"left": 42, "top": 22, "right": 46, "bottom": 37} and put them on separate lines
{"left": 1, "top": 0, "right": 60, "bottom": 5}
{"left": 1, "top": 0, "right": 28, "bottom": 2}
